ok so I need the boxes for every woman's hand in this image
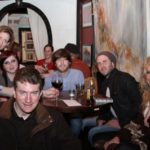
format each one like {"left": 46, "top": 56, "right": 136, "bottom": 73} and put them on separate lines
{"left": 144, "top": 108, "right": 150, "bottom": 127}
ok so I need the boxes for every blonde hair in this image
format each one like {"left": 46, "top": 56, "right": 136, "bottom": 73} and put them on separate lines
{"left": 140, "top": 57, "right": 150, "bottom": 111}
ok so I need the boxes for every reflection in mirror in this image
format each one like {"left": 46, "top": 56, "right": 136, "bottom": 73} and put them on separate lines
{"left": 0, "top": 2, "right": 52, "bottom": 64}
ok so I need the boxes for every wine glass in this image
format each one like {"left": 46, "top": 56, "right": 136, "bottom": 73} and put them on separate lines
{"left": 51, "top": 74, "right": 63, "bottom": 100}
{"left": 75, "top": 83, "right": 84, "bottom": 97}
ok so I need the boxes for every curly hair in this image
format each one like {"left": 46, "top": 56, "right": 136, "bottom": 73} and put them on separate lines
{"left": 140, "top": 57, "right": 150, "bottom": 111}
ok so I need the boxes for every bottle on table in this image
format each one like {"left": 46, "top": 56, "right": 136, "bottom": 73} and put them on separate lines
{"left": 86, "top": 79, "right": 95, "bottom": 105}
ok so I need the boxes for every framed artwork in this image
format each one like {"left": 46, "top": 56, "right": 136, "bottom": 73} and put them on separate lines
{"left": 25, "top": 31, "right": 33, "bottom": 41}
{"left": 19, "top": 28, "right": 36, "bottom": 62}
{"left": 82, "top": 2, "right": 92, "bottom": 27}
{"left": 25, "top": 41, "right": 34, "bottom": 51}
{"left": 82, "top": 45, "right": 92, "bottom": 67}
{"left": 26, "top": 51, "right": 36, "bottom": 61}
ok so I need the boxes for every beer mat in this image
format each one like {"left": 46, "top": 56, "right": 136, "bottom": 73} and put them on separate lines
{"left": 62, "top": 99, "right": 81, "bottom": 106}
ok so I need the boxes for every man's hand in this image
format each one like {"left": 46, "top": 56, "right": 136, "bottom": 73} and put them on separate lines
{"left": 96, "top": 119, "right": 106, "bottom": 126}
{"left": 104, "top": 136, "right": 120, "bottom": 150}
{"left": 105, "top": 119, "right": 121, "bottom": 128}
{"left": 42, "top": 88, "right": 59, "bottom": 98}
{"left": 34, "top": 65, "right": 45, "bottom": 73}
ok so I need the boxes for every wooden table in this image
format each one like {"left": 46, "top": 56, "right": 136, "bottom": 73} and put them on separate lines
{"left": 42, "top": 91, "right": 110, "bottom": 113}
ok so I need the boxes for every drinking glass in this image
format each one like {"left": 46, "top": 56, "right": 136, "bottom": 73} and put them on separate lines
{"left": 75, "top": 83, "right": 84, "bottom": 97}
{"left": 51, "top": 74, "right": 63, "bottom": 100}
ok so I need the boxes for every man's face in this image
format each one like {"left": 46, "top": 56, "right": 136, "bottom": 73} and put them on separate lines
{"left": 55, "top": 57, "right": 70, "bottom": 73}
{"left": 96, "top": 55, "right": 114, "bottom": 76}
{"left": 3, "top": 55, "right": 18, "bottom": 74}
{"left": 0, "top": 32, "right": 10, "bottom": 50}
{"left": 14, "top": 81, "right": 41, "bottom": 115}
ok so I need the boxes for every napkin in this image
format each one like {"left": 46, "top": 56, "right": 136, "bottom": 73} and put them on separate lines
{"left": 63, "top": 99, "right": 81, "bottom": 107}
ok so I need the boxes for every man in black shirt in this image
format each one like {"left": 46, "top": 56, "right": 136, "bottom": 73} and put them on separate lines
{"left": 0, "top": 67, "right": 81, "bottom": 150}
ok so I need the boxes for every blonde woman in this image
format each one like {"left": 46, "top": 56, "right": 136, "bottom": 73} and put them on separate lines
{"left": 140, "top": 56, "right": 150, "bottom": 127}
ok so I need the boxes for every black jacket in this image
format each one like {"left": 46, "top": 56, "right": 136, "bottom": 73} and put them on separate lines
{"left": 0, "top": 100, "right": 82, "bottom": 150}
{"left": 96, "top": 68, "right": 141, "bottom": 127}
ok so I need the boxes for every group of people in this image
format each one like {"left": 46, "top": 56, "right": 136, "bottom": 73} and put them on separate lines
{"left": 0, "top": 25, "right": 90, "bottom": 149}
{"left": 0, "top": 25, "right": 83, "bottom": 150}
{"left": 0, "top": 24, "right": 150, "bottom": 150}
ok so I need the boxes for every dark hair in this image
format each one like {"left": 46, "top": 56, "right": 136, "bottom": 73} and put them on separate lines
{"left": 44, "top": 44, "right": 54, "bottom": 52}
{"left": 52, "top": 48, "right": 71, "bottom": 64}
{"left": 14, "top": 67, "right": 43, "bottom": 91}
{"left": 0, "top": 50, "right": 19, "bottom": 71}
{"left": 0, "top": 50, "right": 19, "bottom": 86}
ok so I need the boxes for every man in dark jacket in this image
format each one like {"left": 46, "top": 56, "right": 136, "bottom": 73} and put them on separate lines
{"left": 83, "top": 51, "right": 141, "bottom": 146}
{"left": 0, "top": 67, "right": 81, "bottom": 150}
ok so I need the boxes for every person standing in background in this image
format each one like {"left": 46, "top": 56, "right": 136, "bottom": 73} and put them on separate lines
{"left": 65, "top": 43, "right": 90, "bottom": 78}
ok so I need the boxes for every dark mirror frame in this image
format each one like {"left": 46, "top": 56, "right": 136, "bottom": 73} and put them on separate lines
{"left": 0, "top": 2, "right": 53, "bottom": 45}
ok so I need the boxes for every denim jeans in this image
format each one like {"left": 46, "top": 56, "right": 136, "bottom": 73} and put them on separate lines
{"left": 82, "top": 116, "right": 97, "bottom": 130}
{"left": 70, "top": 118, "right": 82, "bottom": 137}
{"left": 88, "top": 125, "right": 120, "bottom": 144}
{"left": 82, "top": 117, "right": 120, "bottom": 144}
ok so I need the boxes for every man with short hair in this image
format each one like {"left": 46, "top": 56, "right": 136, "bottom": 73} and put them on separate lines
{"left": 0, "top": 67, "right": 81, "bottom": 150}
{"left": 44, "top": 48, "right": 84, "bottom": 137}
{"left": 83, "top": 51, "right": 141, "bottom": 147}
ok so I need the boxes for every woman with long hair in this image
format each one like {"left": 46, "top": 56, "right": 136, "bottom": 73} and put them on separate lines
{"left": 140, "top": 56, "right": 150, "bottom": 127}
{"left": 0, "top": 50, "right": 19, "bottom": 101}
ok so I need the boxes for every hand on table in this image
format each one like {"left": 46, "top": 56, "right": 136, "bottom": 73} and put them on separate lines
{"left": 104, "top": 136, "right": 120, "bottom": 150}
{"left": 42, "top": 87, "right": 59, "bottom": 98}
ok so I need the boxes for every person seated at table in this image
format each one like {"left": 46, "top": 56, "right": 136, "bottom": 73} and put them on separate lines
{"left": 44, "top": 48, "right": 84, "bottom": 91}
{"left": 102, "top": 56, "right": 150, "bottom": 150}
{"left": 82, "top": 50, "right": 141, "bottom": 148}
{"left": 36, "top": 44, "right": 55, "bottom": 77}
{"left": 65, "top": 43, "right": 90, "bottom": 78}
{"left": 0, "top": 50, "right": 20, "bottom": 101}
{"left": 0, "top": 66, "right": 82, "bottom": 150}
{"left": 43, "top": 48, "right": 84, "bottom": 137}
{"left": 0, "top": 50, "right": 59, "bottom": 100}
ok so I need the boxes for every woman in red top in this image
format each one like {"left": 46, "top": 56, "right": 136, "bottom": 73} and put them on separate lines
{"left": 36, "top": 44, "right": 55, "bottom": 74}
